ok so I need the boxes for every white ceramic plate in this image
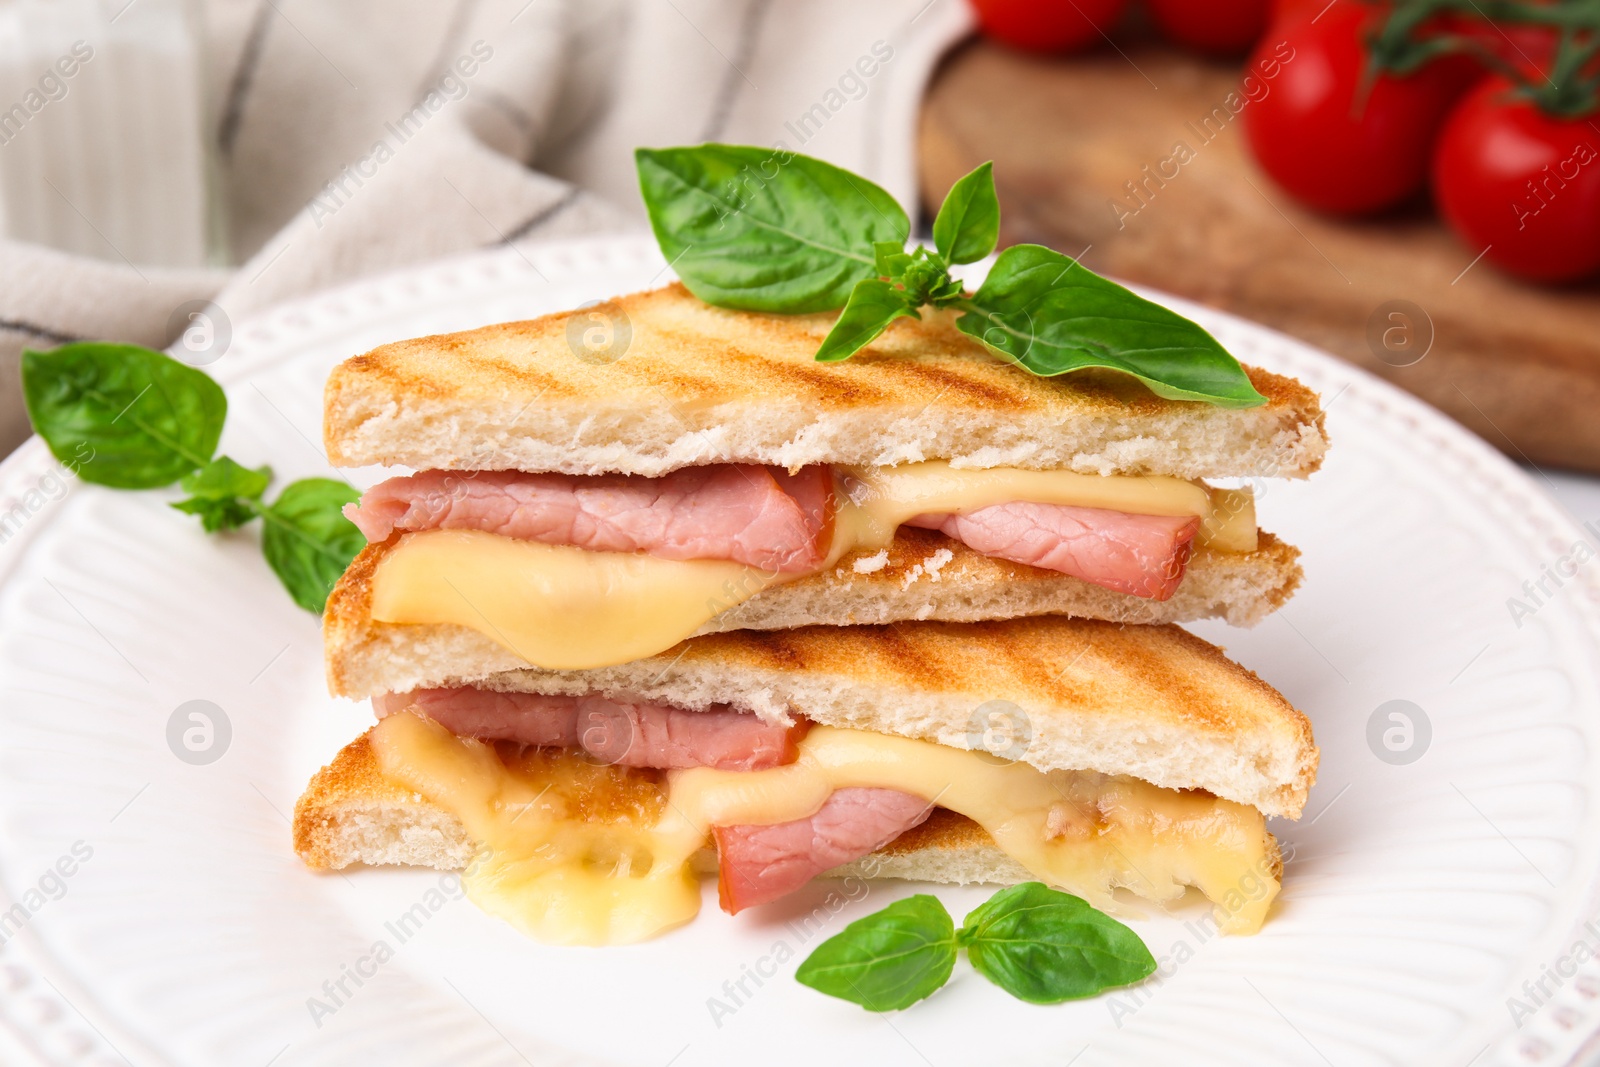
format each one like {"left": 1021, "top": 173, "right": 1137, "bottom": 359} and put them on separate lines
{"left": 2, "top": 236, "right": 1599, "bottom": 1067}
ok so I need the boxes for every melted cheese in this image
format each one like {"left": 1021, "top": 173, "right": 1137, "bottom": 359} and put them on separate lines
{"left": 368, "top": 531, "right": 781, "bottom": 670}
{"left": 833, "top": 462, "right": 1254, "bottom": 555}
{"left": 369, "top": 463, "right": 1258, "bottom": 670}
{"left": 371, "top": 712, "right": 1279, "bottom": 947}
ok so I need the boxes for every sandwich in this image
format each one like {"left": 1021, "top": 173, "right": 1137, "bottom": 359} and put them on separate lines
{"left": 295, "top": 277, "right": 1324, "bottom": 947}
{"left": 295, "top": 615, "right": 1317, "bottom": 945}
{"left": 323, "top": 282, "right": 1327, "bottom": 687}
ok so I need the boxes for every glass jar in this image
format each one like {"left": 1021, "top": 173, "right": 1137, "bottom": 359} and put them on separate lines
{"left": 0, "top": 0, "right": 222, "bottom": 268}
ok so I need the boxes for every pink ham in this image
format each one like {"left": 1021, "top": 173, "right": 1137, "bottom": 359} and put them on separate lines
{"left": 375, "top": 688, "right": 804, "bottom": 771}
{"left": 345, "top": 465, "right": 832, "bottom": 573}
{"left": 349, "top": 460, "right": 1202, "bottom": 599}
{"left": 714, "top": 788, "right": 933, "bottom": 913}
{"left": 907, "top": 502, "right": 1200, "bottom": 600}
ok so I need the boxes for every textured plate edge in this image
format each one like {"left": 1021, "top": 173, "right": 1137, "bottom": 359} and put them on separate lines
{"left": 0, "top": 235, "right": 1598, "bottom": 1065}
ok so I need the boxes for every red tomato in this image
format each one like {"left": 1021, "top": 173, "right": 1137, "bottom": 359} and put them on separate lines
{"left": 967, "top": 0, "right": 1131, "bottom": 53}
{"left": 1433, "top": 78, "right": 1600, "bottom": 283}
{"left": 1241, "top": 3, "right": 1482, "bottom": 214}
{"left": 1269, "top": 0, "right": 1347, "bottom": 27}
{"left": 1147, "top": 0, "right": 1271, "bottom": 56}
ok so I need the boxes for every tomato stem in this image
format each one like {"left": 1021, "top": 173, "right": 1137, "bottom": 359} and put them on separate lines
{"left": 1363, "top": 0, "right": 1600, "bottom": 118}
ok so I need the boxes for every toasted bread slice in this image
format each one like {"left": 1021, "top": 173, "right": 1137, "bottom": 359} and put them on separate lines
{"left": 324, "top": 283, "right": 1327, "bottom": 479}
{"left": 324, "top": 611, "right": 1316, "bottom": 818}
{"left": 325, "top": 527, "right": 1302, "bottom": 700}
{"left": 293, "top": 733, "right": 1283, "bottom": 889}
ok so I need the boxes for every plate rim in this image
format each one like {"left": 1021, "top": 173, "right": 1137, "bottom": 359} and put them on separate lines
{"left": 1, "top": 233, "right": 1598, "bottom": 1066}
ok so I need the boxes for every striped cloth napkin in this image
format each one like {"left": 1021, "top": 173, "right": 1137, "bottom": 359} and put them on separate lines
{"left": 0, "top": 0, "right": 970, "bottom": 453}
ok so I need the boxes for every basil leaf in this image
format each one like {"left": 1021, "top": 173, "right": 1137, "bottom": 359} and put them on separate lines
{"left": 179, "top": 456, "right": 272, "bottom": 501}
{"left": 172, "top": 496, "right": 256, "bottom": 534}
{"left": 816, "top": 280, "right": 920, "bottom": 363}
{"left": 21, "top": 343, "right": 226, "bottom": 488}
{"left": 932, "top": 161, "right": 1000, "bottom": 265}
{"left": 636, "top": 144, "right": 908, "bottom": 313}
{"left": 959, "top": 883, "right": 1156, "bottom": 1004}
{"left": 795, "top": 895, "right": 957, "bottom": 1011}
{"left": 171, "top": 456, "right": 272, "bottom": 533}
{"left": 956, "top": 245, "right": 1266, "bottom": 408}
{"left": 259, "top": 478, "right": 363, "bottom": 613}
{"left": 874, "top": 241, "right": 914, "bottom": 279}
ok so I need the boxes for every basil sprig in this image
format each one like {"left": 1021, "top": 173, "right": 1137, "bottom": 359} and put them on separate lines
{"left": 172, "top": 456, "right": 272, "bottom": 532}
{"left": 22, "top": 342, "right": 363, "bottom": 613}
{"left": 795, "top": 883, "right": 1155, "bottom": 1011}
{"left": 635, "top": 145, "right": 1265, "bottom": 408}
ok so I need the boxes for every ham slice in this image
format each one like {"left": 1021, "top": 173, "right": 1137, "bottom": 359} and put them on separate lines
{"left": 346, "top": 465, "right": 832, "bottom": 573}
{"left": 349, "top": 462, "right": 1201, "bottom": 599}
{"left": 375, "top": 688, "right": 804, "bottom": 771}
{"left": 907, "top": 502, "right": 1199, "bottom": 600}
{"left": 715, "top": 788, "right": 933, "bottom": 913}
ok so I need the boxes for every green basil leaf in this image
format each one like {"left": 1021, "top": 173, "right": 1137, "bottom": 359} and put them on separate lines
{"left": 171, "top": 495, "right": 257, "bottom": 534}
{"left": 259, "top": 478, "right": 364, "bottom": 614}
{"left": 171, "top": 456, "right": 273, "bottom": 533}
{"left": 21, "top": 343, "right": 226, "bottom": 488}
{"left": 959, "top": 883, "right": 1156, "bottom": 1004}
{"left": 932, "top": 161, "right": 1000, "bottom": 265}
{"left": 874, "top": 241, "right": 914, "bottom": 279}
{"left": 635, "top": 144, "right": 909, "bottom": 313}
{"left": 179, "top": 456, "right": 272, "bottom": 501}
{"left": 815, "top": 280, "right": 920, "bottom": 363}
{"left": 795, "top": 894, "right": 957, "bottom": 1011}
{"left": 956, "top": 245, "right": 1267, "bottom": 408}
{"left": 896, "top": 248, "right": 961, "bottom": 308}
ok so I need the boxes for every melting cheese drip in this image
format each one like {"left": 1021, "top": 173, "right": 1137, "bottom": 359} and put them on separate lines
{"left": 370, "top": 712, "right": 1280, "bottom": 947}
{"left": 369, "top": 462, "right": 1258, "bottom": 670}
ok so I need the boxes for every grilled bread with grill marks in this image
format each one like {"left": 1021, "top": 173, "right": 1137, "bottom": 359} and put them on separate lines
{"left": 324, "top": 283, "right": 1327, "bottom": 480}
{"left": 322, "top": 613, "right": 1317, "bottom": 818}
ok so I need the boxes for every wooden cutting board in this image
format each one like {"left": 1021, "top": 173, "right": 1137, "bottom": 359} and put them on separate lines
{"left": 917, "top": 39, "right": 1600, "bottom": 473}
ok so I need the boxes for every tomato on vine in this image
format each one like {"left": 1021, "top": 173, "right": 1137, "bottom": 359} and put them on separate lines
{"left": 1433, "top": 76, "right": 1600, "bottom": 282}
{"left": 1241, "top": 3, "right": 1482, "bottom": 215}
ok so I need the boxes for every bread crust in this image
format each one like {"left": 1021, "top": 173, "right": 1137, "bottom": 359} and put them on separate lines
{"left": 323, "top": 283, "right": 1328, "bottom": 479}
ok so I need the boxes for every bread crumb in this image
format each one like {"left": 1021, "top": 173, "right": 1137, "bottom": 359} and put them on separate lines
{"left": 853, "top": 550, "right": 890, "bottom": 574}
{"left": 900, "top": 548, "right": 956, "bottom": 589}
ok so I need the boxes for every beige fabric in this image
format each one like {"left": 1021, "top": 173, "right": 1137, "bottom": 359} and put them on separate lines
{"left": 0, "top": 0, "right": 972, "bottom": 452}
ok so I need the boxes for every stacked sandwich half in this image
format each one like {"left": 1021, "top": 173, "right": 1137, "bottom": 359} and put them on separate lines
{"left": 294, "top": 284, "right": 1326, "bottom": 945}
